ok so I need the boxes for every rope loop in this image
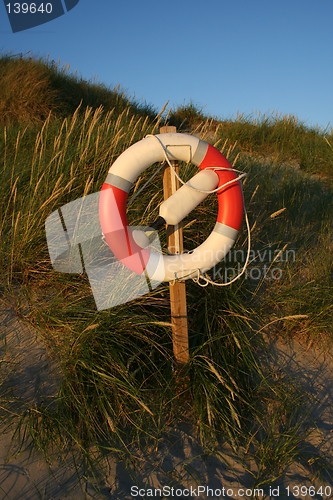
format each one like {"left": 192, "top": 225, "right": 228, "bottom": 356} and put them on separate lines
{"left": 192, "top": 269, "right": 210, "bottom": 287}
{"left": 192, "top": 210, "right": 251, "bottom": 287}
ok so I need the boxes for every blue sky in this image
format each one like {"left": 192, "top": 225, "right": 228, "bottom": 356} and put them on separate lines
{"left": 1, "top": 0, "right": 332, "bottom": 130}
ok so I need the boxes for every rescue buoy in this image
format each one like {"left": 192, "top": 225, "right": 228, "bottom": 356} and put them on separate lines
{"left": 99, "top": 133, "right": 244, "bottom": 282}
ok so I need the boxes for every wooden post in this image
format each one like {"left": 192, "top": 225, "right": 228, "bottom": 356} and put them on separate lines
{"left": 160, "top": 126, "right": 189, "bottom": 367}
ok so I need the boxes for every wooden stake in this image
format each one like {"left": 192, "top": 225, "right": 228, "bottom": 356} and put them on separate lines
{"left": 160, "top": 126, "right": 189, "bottom": 366}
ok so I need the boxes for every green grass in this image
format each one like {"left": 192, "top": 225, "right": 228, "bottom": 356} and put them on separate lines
{"left": 169, "top": 106, "right": 333, "bottom": 179}
{"left": 1, "top": 54, "right": 333, "bottom": 490}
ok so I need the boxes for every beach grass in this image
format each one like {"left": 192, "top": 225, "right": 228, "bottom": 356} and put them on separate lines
{"left": 1, "top": 54, "right": 333, "bottom": 489}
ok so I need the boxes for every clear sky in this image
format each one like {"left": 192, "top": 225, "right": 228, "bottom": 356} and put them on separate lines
{"left": 1, "top": 0, "right": 332, "bottom": 130}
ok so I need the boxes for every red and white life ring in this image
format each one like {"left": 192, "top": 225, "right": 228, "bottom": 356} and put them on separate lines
{"left": 99, "top": 133, "right": 244, "bottom": 282}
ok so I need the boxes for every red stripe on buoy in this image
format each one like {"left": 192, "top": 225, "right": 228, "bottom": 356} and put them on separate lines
{"left": 198, "top": 144, "right": 243, "bottom": 230}
{"left": 99, "top": 183, "right": 150, "bottom": 274}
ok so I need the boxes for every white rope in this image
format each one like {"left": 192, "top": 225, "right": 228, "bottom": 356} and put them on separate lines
{"left": 191, "top": 209, "right": 251, "bottom": 287}
{"left": 143, "top": 134, "right": 252, "bottom": 287}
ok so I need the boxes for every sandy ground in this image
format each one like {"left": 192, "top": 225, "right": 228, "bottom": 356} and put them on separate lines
{"left": 1, "top": 298, "right": 333, "bottom": 499}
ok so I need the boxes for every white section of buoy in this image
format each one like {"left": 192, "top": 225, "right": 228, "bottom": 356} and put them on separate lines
{"left": 159, "top": 169, "right": 219, "bottom": 226}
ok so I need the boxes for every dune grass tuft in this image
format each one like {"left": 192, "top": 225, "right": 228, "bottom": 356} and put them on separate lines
{"left": 1, "top": 54, "right": 333, "bottom": 486}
